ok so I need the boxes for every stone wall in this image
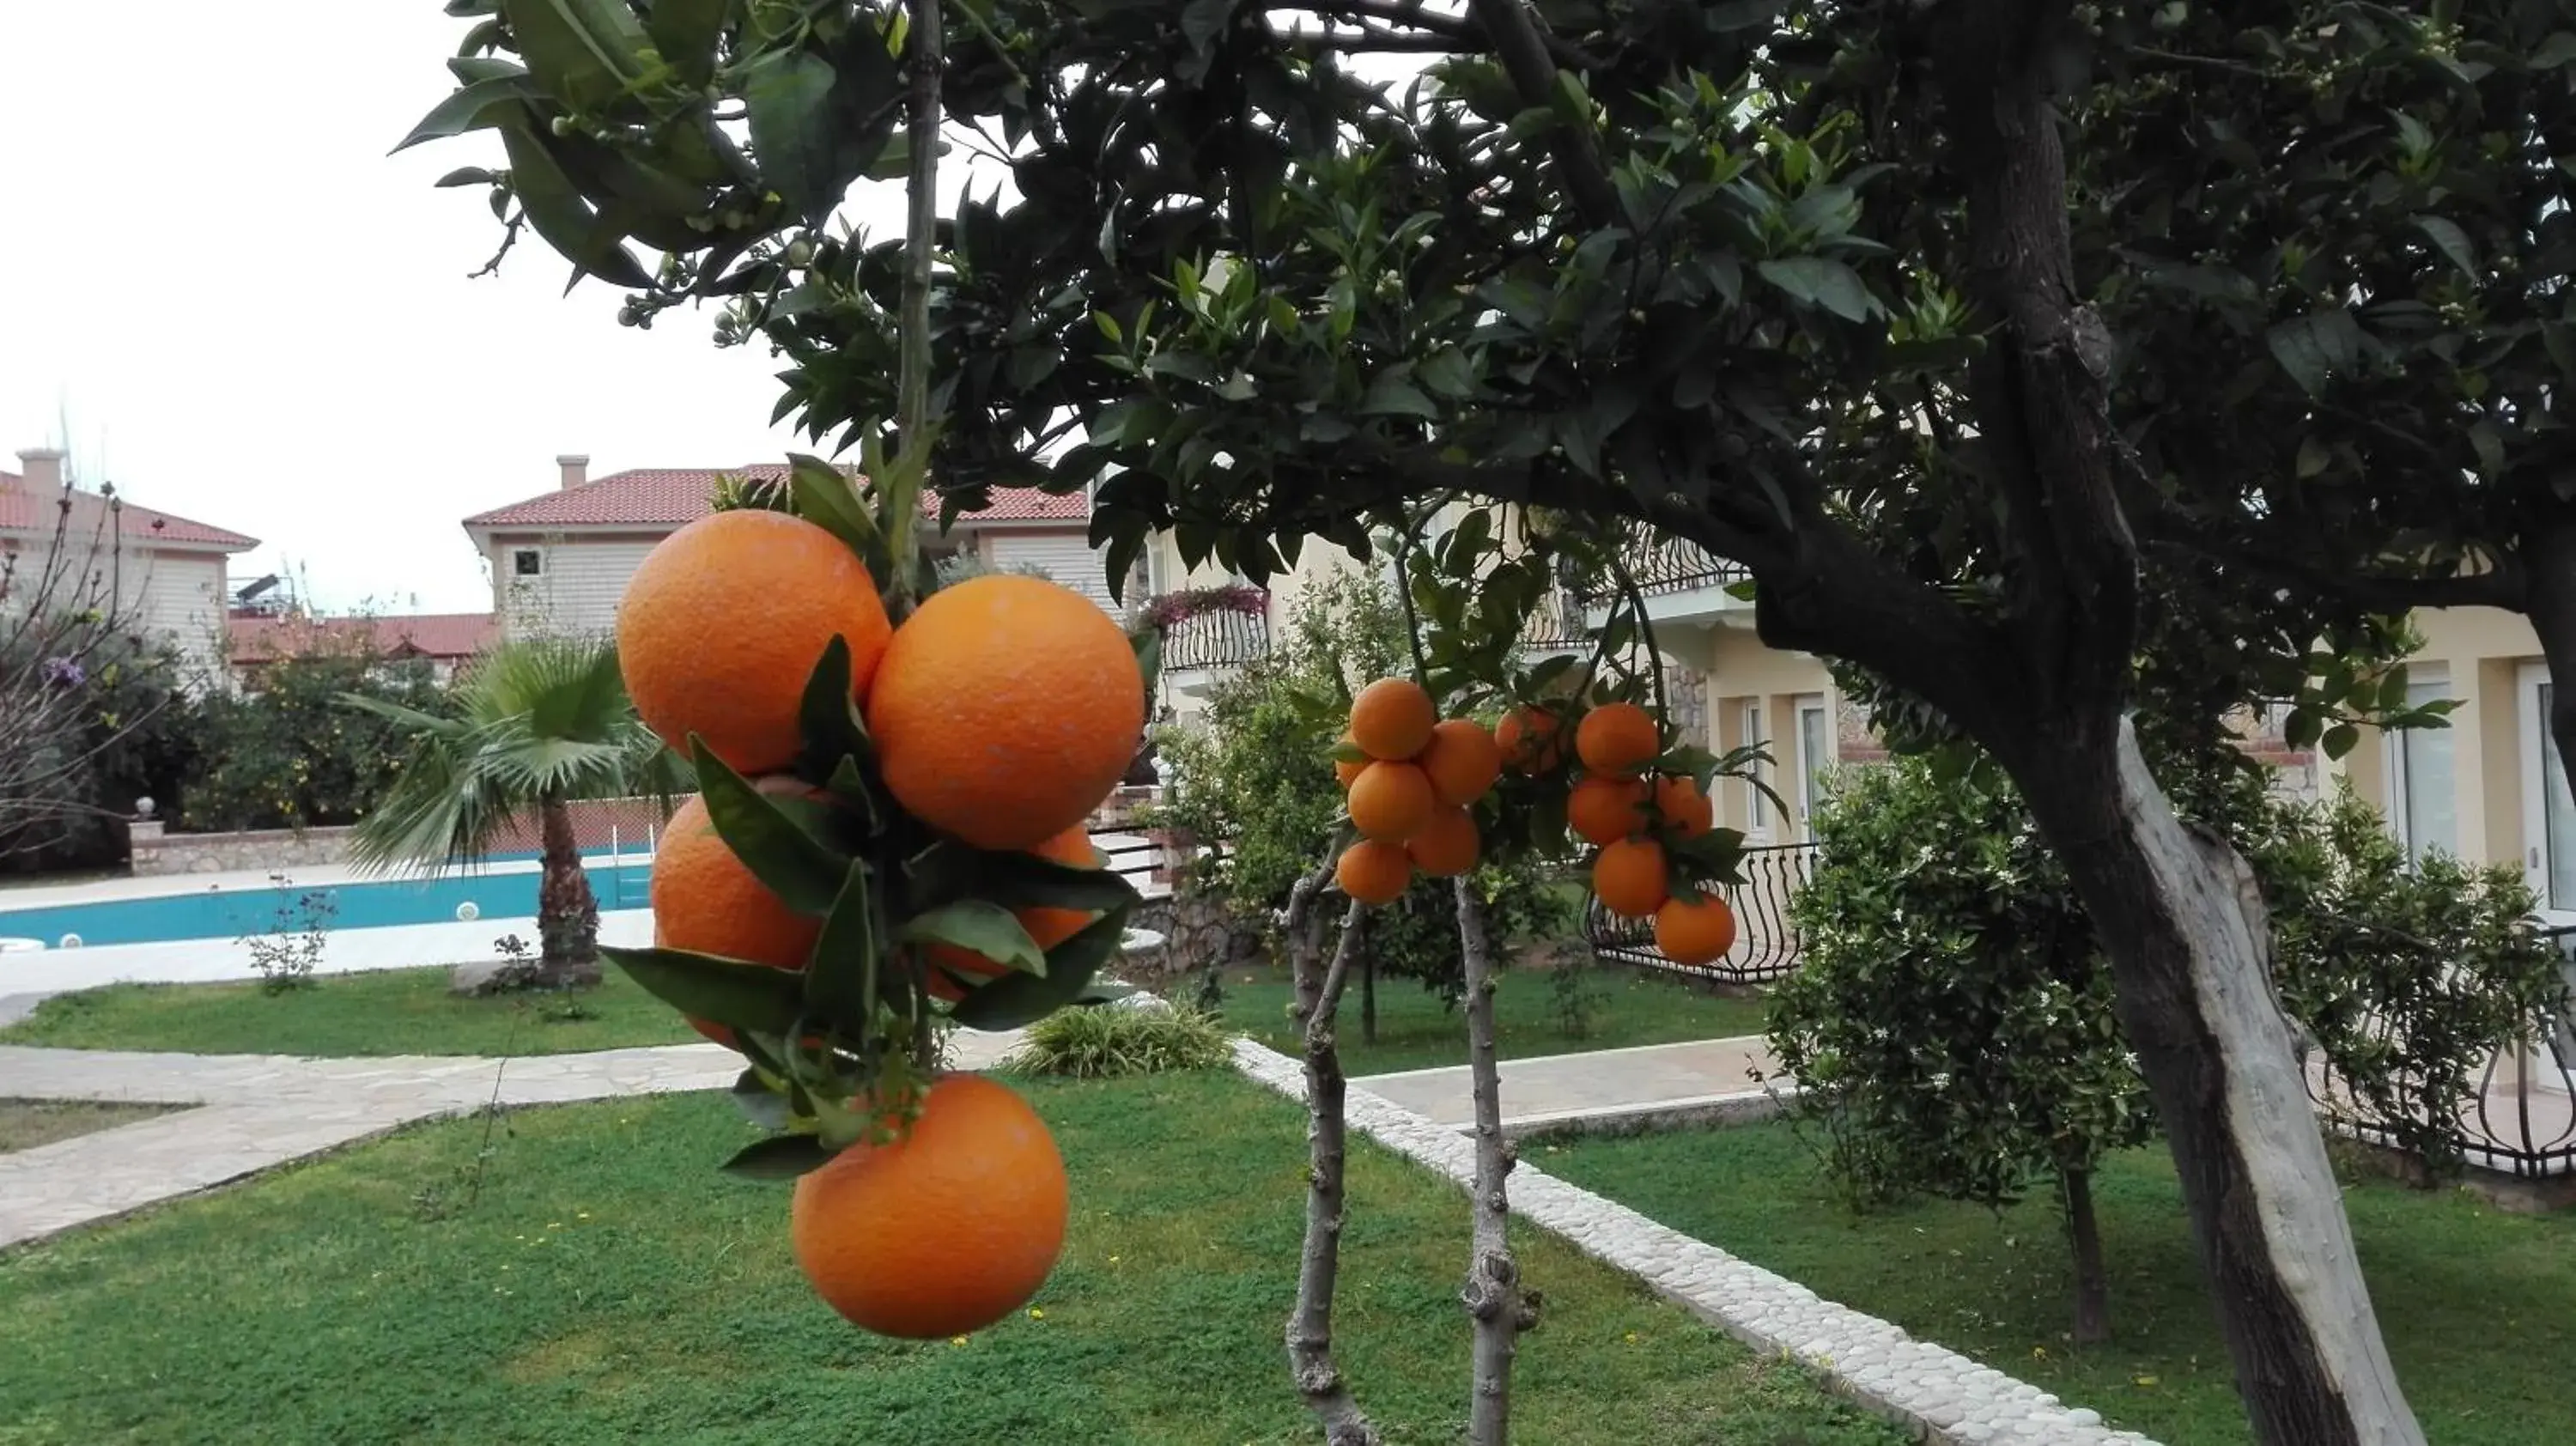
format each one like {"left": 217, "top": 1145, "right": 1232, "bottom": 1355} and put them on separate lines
{"left": 126, "top": 820, "right": 354, "bottom": 877}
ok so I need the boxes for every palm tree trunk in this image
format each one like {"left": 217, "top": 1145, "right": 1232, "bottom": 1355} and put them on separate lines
{"left": 536, "top": 794, "right": 601, "bottom": 988}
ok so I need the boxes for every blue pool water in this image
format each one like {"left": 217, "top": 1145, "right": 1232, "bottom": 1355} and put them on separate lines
{"left": 0, "top": 860, "right": 654, "bottom": 949}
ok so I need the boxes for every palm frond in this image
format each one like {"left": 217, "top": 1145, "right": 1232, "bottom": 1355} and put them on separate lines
{"left": 338, "top": 691, "right": 467, "bottom": 736}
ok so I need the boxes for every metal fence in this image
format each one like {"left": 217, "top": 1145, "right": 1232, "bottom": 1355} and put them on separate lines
{"left": 1583, "top": 841, "right": 1815, "bottom": 985}
{"left": 2304, "top": 923, "right": 2576, "bottom": 1179}
{"left": 1160, "top": 607, "right": 1270, "bottom": 671}
{"left": 1571, "top": 526, "right": 1750, "bottom": 605}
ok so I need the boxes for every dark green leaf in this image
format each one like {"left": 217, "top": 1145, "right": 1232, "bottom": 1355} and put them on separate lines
{"left": 948, "top": 907, "right": 1132, "bottom": 1030}
{"left": 804, "top": 858, "right": 882, "bottom": 1024}
{"left": 693, "top": 740, "right": 851, "bottom": 912}
{"left": 2265, "top": 309, "right": 2363, "bottom": 397}
{"left": 602, "top": 945, "right": 805, "bottom": 1035}
{"left": 900, "top": 901, "right": 1046, "bottom": 976}
{"left": 909, "top": 840, "right": 1143, "bottom": 914}
{"left": 1358, "top": 372, "right": 1441, "bottom": 420}
{"left": 794, "top": 635, "right": 873, "bottom": 781}
{"left": 2412, "top": 215, "right": 2478, "bottom": 280}
{"left": 434, "top": 166, "right": 498, "bottom": 188}
{"left": 1754, "top": 257, "right": 1874, "bottom": 322}
{"left": 500, "top": 0, "right": 647, "bottom": 111}
{"left": 731, "top": 1068, "right": 792, "bottom": 1130}
{"left": 1131, "top": 629, "right": 1161, "bottom": 705}
{"left": 2321, "top": 722, "right": 2360, "bottom": 759}
{"left": 498, "top": 123, "right": 655, "bottom": 288}
{"left": 720, "top": 1133, "right": 833, "bottom": 1181}
{"left": 392, "top": 75, "right": 533, "bottom": 152}
{"left": 646, "top": 0, "right": 733, "bottom": 86}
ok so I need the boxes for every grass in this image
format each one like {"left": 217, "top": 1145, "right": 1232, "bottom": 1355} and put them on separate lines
{"left": 0, "top": 1072, "right": 1904, "bottom": 1446}
{"left": 0, "top": 1099, "right": 180, "bottom": 1154}
{"left": 0, "top": 967, "right": 702, "bottom": 1058}
{"left": 1543, "top": 1120, "right": 2576, "bottom": 1446}
{"left": 1212, "top": 961, "right": 1771, "bottom": 1074}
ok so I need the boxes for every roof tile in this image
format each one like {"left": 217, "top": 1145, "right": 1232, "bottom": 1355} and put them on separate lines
{"left": 228, "top": 611, "right": 497, "bottom": 666}
{"left": 463, "top": 465, "right": 1085, "bottom": 530}
{"left": 0, "top": 471, "right": 258, "bottom": 550}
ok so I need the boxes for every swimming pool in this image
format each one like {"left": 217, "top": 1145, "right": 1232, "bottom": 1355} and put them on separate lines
{"left": 0, "top": 861, "right": 654, "bottom": 950}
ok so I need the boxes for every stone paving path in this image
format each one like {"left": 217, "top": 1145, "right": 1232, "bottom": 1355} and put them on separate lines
{"left": 1353, "top": 1036, "right": 1783, "bottom": 1133}
{"left": 0, "top": 1032, "right": 1021, "bottom": 1250}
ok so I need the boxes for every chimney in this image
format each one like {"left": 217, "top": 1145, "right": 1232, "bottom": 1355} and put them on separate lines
{"left": 556, "top": 453, "right": 589, "bottom": 491}
{"left": 15, "top": 447, "right": 65, "bottom": 491}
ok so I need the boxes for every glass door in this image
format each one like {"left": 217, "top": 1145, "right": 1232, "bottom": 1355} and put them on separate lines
{"left": 1795, "top": 695, "right": 1831, "bottom": 841}
{"left": 2518, "top": 664, "right": 2576, "bottom": 925}
{"left": 1741, "top": 702, "right": 1771, "bottom": 842}
{"left": 2385, "top": 665, "right": 2459, "bottom": 867}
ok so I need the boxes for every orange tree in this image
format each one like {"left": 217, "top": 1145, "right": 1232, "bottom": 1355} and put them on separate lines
{"left": 401, "top": 3, "right": 2467, "bottom": 1440}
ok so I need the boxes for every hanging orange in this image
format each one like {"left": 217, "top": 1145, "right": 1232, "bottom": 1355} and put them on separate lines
{"left": 650, "top": 792, "right": 821, "bottom": 1048}
{"left": 1346, "top": 760, "right": 1437, "bottom": 841}
{"left": 1651, "top": 773, "right": 1716, "bottom": 839}
{"left": 1405, "top": 805, "right": 1480, "bottom": 878}
{"left": 1332, "top": 732, "right": 1366, "bottom": 788}
{"left": 1494, "top": 705, "right": 1567, "bottom": 774}
{"left": 1574, "top": 702, "right": 1660, "bottom": 777}
{"left": 1654, "top": 892, "right": 1739, "bottom": 966}
{"left": 1592, "top": 836, "right": 1670, "bottom": 919}
{"left": 1417, "top": 718, "right": 1504, "bottom": 806}
{"left": 1567, "top": 775, "right": 1649, "bottom": 847}
{"left": 1348, "top": 677, "right": 1437, "bottom": 761}
{"left": 1336, "top": 839, "right": 1413, "bottom": 904}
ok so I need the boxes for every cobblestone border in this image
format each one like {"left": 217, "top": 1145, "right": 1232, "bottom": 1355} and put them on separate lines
{"left": 1230, "top": 1038, "right": 2158, "bottom": 1446}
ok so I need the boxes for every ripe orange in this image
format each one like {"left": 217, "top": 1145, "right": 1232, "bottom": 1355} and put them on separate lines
{"left": 790, "top": 1074, "right": 1068, "bottom": 1339}
{"left": 1333, "top": 733, "right": 1366, "bottom": 789}
{"left": 618, "top": 510, "right": 892, "bottom": 775}
{"left": 1575, "top": 702, "right": 1660, "bottom": 776}
{"left": 866, "top": 574, "right": 1144, "bottom": 851}
{"left": 1651, "top": 773, "right": 1716, "bottom": 839}
{"left": 1655, "top": 892, "right": 1738, "bottom": 966}
{"left": 1593, "top": 836, "right": 1670, "bottom": 919}
{"left": 927, "top": 825, "right": 1100, "bottom": 1000}
{"left": 1349, "top": 677, "right": 1437, "bottom": 760}
{"left": 1567, "top": 775, "right": 1649, "bottom": 846}
{"left": 1347, "top": 760, "right": 1437, "bottom": 841}
{"left": 1336, "top": 839, "right": 1413, "bottom": 904}
{"left": 1405, "top": 805, "right": 1480, "bottom": 878}
{"left": 651, "top": 793, "right": 821, "bottom": 1046}
{"left": 1494, "top": 705, "right": 1567, "bottom": 774}
{"left": 1418, "top": 719, "right": 1503, "bottom": 806}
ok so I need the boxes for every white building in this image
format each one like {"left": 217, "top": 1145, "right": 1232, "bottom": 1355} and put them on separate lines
{"left": 1, "top": 447, "right": 258, "bottom": 684}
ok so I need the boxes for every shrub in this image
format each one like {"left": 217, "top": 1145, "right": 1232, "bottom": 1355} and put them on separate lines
{"left": 1008, "top": 1002, "right": 1232, "bottom": 1078}
{"left": 0, "top": 626, "right": 202, "bottom": 872}
{"left": 1772, "top": 750, "right": 2566, "bottom": 1342}
{"left": 185, "top": 646, "right": 451, "bottom": 834}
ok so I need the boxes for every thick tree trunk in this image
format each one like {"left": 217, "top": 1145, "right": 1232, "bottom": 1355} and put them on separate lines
{"left": 2520, "top": 513, "right": 2576, "bottom": 842}
{"left": 1452, "top": 878, "right": 1534, "bottom": 1446}
{"left": 2018, "top": 722, "right": 2421, "bottom": 1445}
{"left": 534, "top": 796, "right": 601, "bottom": 988}
{"left": 1286, "top": 870, "right": 1380, "bottom": 1446}
{"left": 2060, "top": 1164, "right": 2109, "bottom": 1347}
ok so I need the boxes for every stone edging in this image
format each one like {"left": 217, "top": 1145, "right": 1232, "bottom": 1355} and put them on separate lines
{"left": 1228, "top": 1038, "right": 2158, "bottom": 1446}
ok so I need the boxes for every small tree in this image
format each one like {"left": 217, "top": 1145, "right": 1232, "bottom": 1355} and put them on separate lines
{"left": 0, "top": 469, "right": 191, "bottom": 862}
{"left": 187, "top": 635, "right": 452, "bottom": 834}
{"left": 345, "top": 636, "right": 686, "bottom": 988}
{"left": 1777, "top": 753, "right": 2566, "bottom": 1344}
{"left": 1771, "top": 756, "right": 2153, "bottom": 1345}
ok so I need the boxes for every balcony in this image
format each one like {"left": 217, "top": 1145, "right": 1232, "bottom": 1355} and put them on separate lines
{"left": 1161, "top": 605, "right": 1271, "bottom": 671}
{"left": 1573, "top": 526, "right": 1755, "bottom": 642}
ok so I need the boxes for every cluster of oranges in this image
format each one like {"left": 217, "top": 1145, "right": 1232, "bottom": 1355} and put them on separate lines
{"left": 1555, "top": 701, "right": 1738, "bottom": 967}
{"left": 614, "top": 506, "right": 1146, "bottom": 1341}
{"left": 1331, "top": 677, "right": 1504, "bottom": 902}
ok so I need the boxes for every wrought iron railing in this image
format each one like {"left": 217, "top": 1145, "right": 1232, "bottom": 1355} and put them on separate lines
{"left": 1158, "top": 607, "right": 1270, "bottom": 671}
{"left": 1570, "top": 526, "right": 1751, "bottom": 605}
{"left": 1583, "top": 841, "right": 1815, "bottom": 986}
{"left": 1516, "top": 587, "right": 1590, "bottom": 653}
{"left": 2303, "top": 922, "right": 2576, "bottom": 1179}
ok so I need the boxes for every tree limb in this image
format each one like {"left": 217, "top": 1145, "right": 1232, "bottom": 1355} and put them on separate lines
{"left": 1288, "top": 894, "right": 1382, "bottom": 1446}
{"left": 1453, "top": 876, "right": 1534, "bottom": 1445}
{"left": 1461, "top": 0, "right": 1621, "bottom": 226}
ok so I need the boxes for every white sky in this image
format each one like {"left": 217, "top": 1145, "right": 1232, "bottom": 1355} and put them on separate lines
{"left": 0, "top": 5, "right": 954, "bottom": 614}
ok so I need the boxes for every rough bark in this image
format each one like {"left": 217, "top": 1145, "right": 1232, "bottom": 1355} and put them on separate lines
{"left": 1453, "top": 877, "right": 1535, "bottom": 1446}
{"left": 1287, "top": 877, "right": 1381, "bottom": 1446}
{"left": 2521, "top": 513, "right": 2576, "bottom": 841}
{"left": 2061, "top": 1164, "right": 2108, "bottom": 1347}
{"left": 533, "top": 795, "right": 601, "bottom": 987}
{"left": 1359, "top": 935, "right": 1379, "bottom": 1046}
{"left": 2019, "top": 722, "right": 2421, "bottom": 1445}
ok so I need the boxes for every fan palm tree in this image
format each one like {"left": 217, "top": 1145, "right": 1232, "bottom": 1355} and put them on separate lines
{"left": 344, "top": 635, "right": 687, "bottom": 988}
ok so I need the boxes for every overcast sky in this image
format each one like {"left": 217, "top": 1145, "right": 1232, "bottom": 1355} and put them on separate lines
{"left": 0, "top": 5, "right": 956, "bottom": 614}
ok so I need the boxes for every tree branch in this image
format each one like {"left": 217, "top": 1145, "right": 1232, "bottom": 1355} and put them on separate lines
{"left": 1288, "top": 893, "right": 1383, "bottom": 1446}
{"left": 1460, "top": 0, "right": 1621, "bottom": 226}
{"left": 1453, "top": 876, "right": 1534, "bottom": 1446}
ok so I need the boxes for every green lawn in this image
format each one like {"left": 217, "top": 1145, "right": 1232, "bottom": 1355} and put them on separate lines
{"left": 0, "top": 1072, "right": 1903, "bottom": 1446}
{"left": 0, "top": 967, "right": 701, "bottom": 1058}
{"left": 1212, "top": 962, "right": 1771, "bottom": 1074}
{"left": 1545, "top": 1120, "right": 2576, "bottom": 1446}
{"left": 0, "top": 1099, "right": 179, "bottom": 1154}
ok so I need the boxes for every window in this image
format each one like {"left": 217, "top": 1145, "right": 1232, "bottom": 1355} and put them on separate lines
{"left": 2387, "top": 664, "right": 2458, "bottom": 866}
{"left": 513, "top": 549, "right": 544, "bottom": 578}
{"left": 2518, "top": 664, "right": 2576, "bottom": 918}
{"left": 1795, "top": 695, "right": 1832, "bottom": 839}
{"left": 1741, "top": 702, "right": 1768, "bottom": 832}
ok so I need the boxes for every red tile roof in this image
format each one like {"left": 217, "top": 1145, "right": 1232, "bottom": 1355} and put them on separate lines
{"left": 0, "top": 471, "right": 258, "bottom": 550}
{"left": 462, "top": 465, "right": 1086, "bottom": 530}
{"left": 229, "top": 611, "right": 497, "bottom": 667}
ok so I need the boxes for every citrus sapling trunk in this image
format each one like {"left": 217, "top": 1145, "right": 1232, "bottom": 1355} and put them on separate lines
{"left": 1285, "top": 863, "right": 1382, "bottom": 1446}
{"left": 1454, "top": 875, "right": 1534, "bottom": 1446}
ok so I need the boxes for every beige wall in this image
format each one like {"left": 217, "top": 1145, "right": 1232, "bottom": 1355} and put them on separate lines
{"left": 2344, "top": 606, "right": 2547, "bottom": 874}
{"left": 485, "top": 531, "right": 668, "bottom": 639}
{"left": 1, "top": 538, "right": 229, "bottom": 683}
{"left": 1698, "top": 627, "right": 1840, "bottom": 842}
